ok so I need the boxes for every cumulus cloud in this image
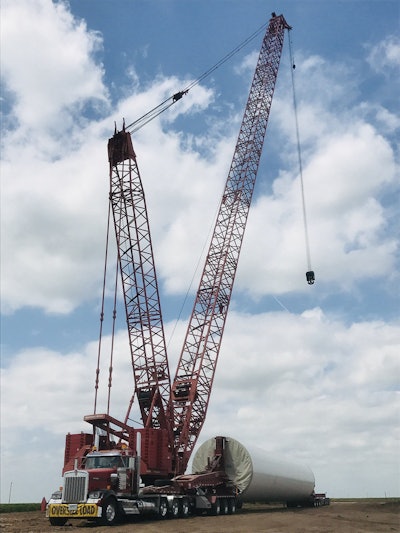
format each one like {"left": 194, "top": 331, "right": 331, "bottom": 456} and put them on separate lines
{"left": 237, "top": 122, "right": 397, "bottom": 295}
{"left": 201, "top": 310, "right": 400, "bottom": 496}
{"left": 366, "top": 34, "right": 400, "bottom": 73}
{"left": 2, "top": 3, "right": 399, "bottom": 314}
{"left": 1, "top": 311, "right": 398, "bottom": 500}
{"left": 1, "top": 0, "right": 108, "bottom": 133}
{"left": 0, "top": 3, "right": 218, "bottom": 314}
{"left": 1, "top": 0, "right": 399, "bottom": 505}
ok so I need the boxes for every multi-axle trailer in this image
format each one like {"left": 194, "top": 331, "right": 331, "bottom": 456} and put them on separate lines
{"left": 46, "top": 433, "right": 327, "bottom": 526}
{"left": 47, "top": 434, "right": 238, "bottom": 525}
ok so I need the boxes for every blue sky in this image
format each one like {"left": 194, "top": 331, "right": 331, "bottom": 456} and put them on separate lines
{"left": 1, "top": 0, "right": 399, "bottom": 503}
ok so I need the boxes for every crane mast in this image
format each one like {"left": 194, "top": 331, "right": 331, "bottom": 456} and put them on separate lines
{"left": 92, "top": 12, "right": 290, "bottom": 478}
{"left": 51, "top": 16, "right": 328, "bottom": 510}
{"left": 107, "top": 129, "right": 172, "bottom": 437}
{"left": 171, "top": 14, "right": 290, "bottom": 473}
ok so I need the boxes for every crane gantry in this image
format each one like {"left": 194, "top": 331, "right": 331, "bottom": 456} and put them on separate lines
{"left": 85, "top": 13, "right": 291, "bottom": 480}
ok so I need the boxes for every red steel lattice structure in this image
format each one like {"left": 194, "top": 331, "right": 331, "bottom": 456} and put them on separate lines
{"left": 105, "top": 13, "right": 290, "bottom": 476}
{"left": 107, "top": 131, "right": 172, "bottom": 439}
{"left": 171, "top": 14, "right": 291, "bottom": 472}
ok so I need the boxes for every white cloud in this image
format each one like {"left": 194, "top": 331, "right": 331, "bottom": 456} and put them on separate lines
{"left": 1, "top": 311, "right": 399, "bottom": 501}
{"left": 0, "top": 0, "right": 108, "bottom": 133}
{"left": 231, "top": 46, "right": 399, "bottom": 296}
{"left": 0, "top": 2, "right": 218, "bottom": 314}
{"left": 200, "top": 310, "right": 400, "bottom": 497}
{"left": 1, "top": 0, "right": 399, "bottom": 505}
{"left": 1, "top": 332, "right": 133, "bottom": 435}
{"left": 237, "top": 122, "right": 397, "bottom": 295}
{"left": 366, "top": 34, "right": 400, "bottom": 73}
{"left": 2, "top": 2, "right": 399, "bottom": 313}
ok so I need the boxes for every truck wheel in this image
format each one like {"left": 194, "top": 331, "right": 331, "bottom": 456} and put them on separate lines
{"left": 208, "top": 498, "right": 220, "bottom": 516}
{"left": 220, "top": 498, "right": 229, "bottom": 514}
{"left": 228, "top": 498, "right": 236, "bottom": 514}
{"left": 158, "top": 498, "right": 168, "bottom": 519}
{"left": 101, "top": 497, "right": 119, "bottom": 525}
{"left": 49, "top": 517, "right": 68, "bottom": 526}
{"left": 180, "top": 498, "right": 190, "bottom": 518}
{"left": 169, "top": 498, "right": 179, "bottom": 518}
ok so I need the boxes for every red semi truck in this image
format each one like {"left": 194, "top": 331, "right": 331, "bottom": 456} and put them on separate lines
{"left": 46, "top": 433, "right": 238, "bottom": 525}
{"left": 46, "top": 431, "right": 328, "bottom": 526}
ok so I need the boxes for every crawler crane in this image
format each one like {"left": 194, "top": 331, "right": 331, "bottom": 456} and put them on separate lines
{"left": 47, "top": 14, "right": 315, "bottom": 526}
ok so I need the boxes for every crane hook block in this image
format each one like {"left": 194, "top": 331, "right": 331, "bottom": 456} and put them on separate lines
{"left": 306, "top": 271, "right": 315, "bottom": 285}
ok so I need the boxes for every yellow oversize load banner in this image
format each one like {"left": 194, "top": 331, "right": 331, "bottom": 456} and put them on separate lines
{"left": 47, "top": 503, "right": 99, "bottom": 518}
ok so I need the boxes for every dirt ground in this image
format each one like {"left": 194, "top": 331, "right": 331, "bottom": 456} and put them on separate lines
{"left": 1, "top": 501, "right": 399, "bottom": 533}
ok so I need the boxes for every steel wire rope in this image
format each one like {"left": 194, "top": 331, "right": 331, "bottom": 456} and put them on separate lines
{"left": 288, "top": 32, "right": 315, "bottom": 284}
{"left": 126, "top": 20, "right": 269, "bottom": 135}
{"left": 94, "top": 199, "right": 112, "bottom": 414}
{"left": 166, "top": 208, "right": 218, "bottom": 352}
{"left": 161, "top": 21, "right": 269, "bottom": 348}
{"left": 107, "top": 248, "right": 120, "bottom": 415}
{"left": 181, "top": 20, "right": 269, "bottom": 92}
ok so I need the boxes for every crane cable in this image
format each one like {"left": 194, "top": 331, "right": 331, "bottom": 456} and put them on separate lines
{"left": 97, "top": 19, "right": 270, "bottom": 404}
{"left": 94, "top": 199, "right": 121, "bottom": 415}
{"left": 126, "top": 20, "right": 269, "bottom": 135}
{"left": 93, "top": 200, "right": 112, "bottom": 414}
{"left": 288, "top": 32, "right": 315, "bottom": 285}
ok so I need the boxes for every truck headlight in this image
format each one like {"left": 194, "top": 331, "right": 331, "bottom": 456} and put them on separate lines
{"left": 88, "top": 491, "right": 102, "bottom": 499}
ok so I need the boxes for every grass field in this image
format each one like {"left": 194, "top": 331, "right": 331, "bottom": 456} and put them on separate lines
{"left": 0, "top": 503, "right": 41, "bottom": 513}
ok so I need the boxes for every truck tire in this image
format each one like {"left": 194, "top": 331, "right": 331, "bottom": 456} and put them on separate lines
{"left": 158, "top": 498, "right": 168, "bottom": 519}
{"left": 169, "top": 498, "right": 179, "bottom": 518}
{"left": 180, "top": 498, "right": 190, "bottom": 518}
{"left": 101, "top": 497, "right": 119, "bottom": 525}
{"left": 228, "top": 498, "right": 236, "bottom": 514}
{"left": 208, "top": 498, "right": 220, "bottom": 516}
{"left": 220, "top": 498, "right": 229, "bottom": 514}
{"left": 49, "top": 517, "right": 68, "bottom": 526}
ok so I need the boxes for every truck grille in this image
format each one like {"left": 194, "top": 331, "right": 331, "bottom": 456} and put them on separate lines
{"left": 63, "top": 471, "right": 88, "bottom": 503}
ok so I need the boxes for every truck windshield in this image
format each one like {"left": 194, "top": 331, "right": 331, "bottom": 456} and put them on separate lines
{"left": 85, "top": 455, "right": 125, "bottom": 469}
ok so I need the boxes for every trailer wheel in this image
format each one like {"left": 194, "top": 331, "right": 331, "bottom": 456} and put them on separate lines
{"left": 180, "top": 498, "right": 190, "bottom": 518}
{"left": 101, "top": 497, "right": 119, "bottom": 525}
{"left": 228, "top": 499, "right": 236, "bottom": 514}
{"left": 208, "top": 498, "right": 220, "bottom": 516}
{"left": 169, "top": 498, "right": 179, "bottom": 518}
{"left": 220, "top": 498, "right": 229, "bottom": 514}
{"left": 49, "top": 517, "right": 68, "bottom": 526}
{"left": 158, "top": 498, "right": 168, "bottom": 519}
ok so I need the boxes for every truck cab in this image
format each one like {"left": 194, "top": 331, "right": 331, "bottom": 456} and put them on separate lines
{"left": 46, "top": 449, "right": 139, "bottom": 526}
{"left": 83, "top": 450, "right": 136, "bottom": 495}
